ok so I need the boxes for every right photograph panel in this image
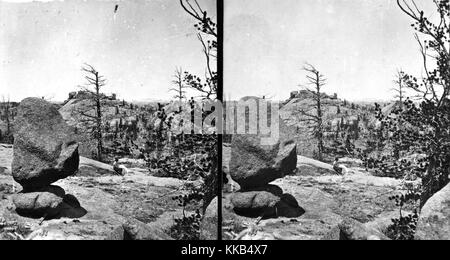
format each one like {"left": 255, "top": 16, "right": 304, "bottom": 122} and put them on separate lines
{"left": 222, "top": 0, "right": 450, "bottom": 240}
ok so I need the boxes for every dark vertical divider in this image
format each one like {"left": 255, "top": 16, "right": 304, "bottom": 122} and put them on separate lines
{"left": 217, "top": 0, "right": 224, "bottom": 241}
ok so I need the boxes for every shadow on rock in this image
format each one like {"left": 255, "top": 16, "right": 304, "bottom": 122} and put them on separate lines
{"left": 13, "top": 185, "right": 65, "bottom": 219}
{"left": 57, "top": 194, "right": 87, "bottom": 219}
{"left": 276, "top": 193, "right": 305, "bottom": 218}
{"left": 231, "top": 185, "right": 305, "bottom": 219}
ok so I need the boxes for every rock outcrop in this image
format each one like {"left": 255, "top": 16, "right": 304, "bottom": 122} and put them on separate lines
{"left": 223, "top": 140, "right": 404, "bottom": 240}
{"left": 228, "top": 134, "right": 302, "bottom": 219}
{"left": 11, "top": 98, "right": 80, "bottom": 218}
{"left": 107, "top": 218, "right": 173, "bottom": 240}
{"left": 12, "top": 98, "right": 79, "bottom": 191}
{"left": 200, "top": 197, "right": 218, "bottom": 240}
{"left": 230, "top": 134, "right": 297, "bottom": 189}
{"left": 1, "top": 132, "right": 188, "bottom": 240}
{"left": 415, "top": 182, "right": 450, "bottom": 240}
{"left": 323, "top": 218, "right": 389, "bottom": 240}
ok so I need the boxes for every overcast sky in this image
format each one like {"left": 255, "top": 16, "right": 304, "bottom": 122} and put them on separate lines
{"left": 224, "top": 0, "right": 437, "bottom": 102}
{"left": 0, "top": 0, "right": 216, "bottom": 102}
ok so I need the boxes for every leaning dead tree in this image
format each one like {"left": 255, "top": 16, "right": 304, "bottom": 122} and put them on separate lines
{"left": 180, "top": 0, "right": 217, "bottom": 100}
{"left": 297, "top": 63, "right": 329, "bottom": 161}
{"left": 76, "top": 63, "right": 107, "bottom": 162}
{"left": 170, "top": 67, "right": 187, "bottom": 111}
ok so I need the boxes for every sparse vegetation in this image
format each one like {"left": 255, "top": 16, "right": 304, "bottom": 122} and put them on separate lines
{"left": 165, "top": 0, "right": 219, "bottom": 240}
{"left": 385, "top": 192, "right": 420, "bottom": 240}
{"left": 0, "top": 97, "right": 15, "bottom": 144}
{"left": 359, "top": 0, "right": 450, "bottom": 239}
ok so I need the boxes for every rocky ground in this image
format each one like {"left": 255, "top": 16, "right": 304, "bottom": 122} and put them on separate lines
{"left": 0, "top": 144, "right": 196, "bottom": 240}
{"left": 222, "top": 145, "right": 414, "bottom": 240}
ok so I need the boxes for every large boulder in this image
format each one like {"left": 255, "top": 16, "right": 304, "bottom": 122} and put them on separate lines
{"left": 296, "top": 155, "right": 336, "bottom": 176}
{"left": 12, "top": 186, "right": 65, "bottom": 217}
{"left": 415, "top": 183, "right": 450, "bottom": 240}
{"left": 77, "top": 156, "right": 116, "bottom": 177}
{"left": 12, "top": 97, "right": 79, "bottom": 191}
{"left": 200, "top": 197, "right": 219, "bottom": 240}
{"left": 230, "top": 134, "right": 297, "bottom": 189}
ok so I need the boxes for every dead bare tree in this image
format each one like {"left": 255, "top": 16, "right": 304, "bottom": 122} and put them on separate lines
{"left": 392, "top": 69, "right": 407, "bottom": 108}
{"left": 390, "top": 69, "right": 410, "bottom": 159}
{"left": 297, "top": 63, "right": 329, "bottom": 161}
{"left": 76, "top": 63, "right": 107, "bottom": 162}
{"left": 180, "top": 0, "right": 217, "bottom": 100}
{"left": 170, "top": 67, "right": 187, "bottom": 112}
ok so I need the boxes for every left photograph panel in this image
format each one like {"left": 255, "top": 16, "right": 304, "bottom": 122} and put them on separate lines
{"left": 0, "top": 0, "right": 218, "bottom": 240}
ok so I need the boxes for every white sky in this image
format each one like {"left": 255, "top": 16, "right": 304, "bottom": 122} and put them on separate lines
{"left": 1, "top": 0, "right": 439, "bottom": 103}
{"left": 224, "top": 0, "right": 437, "bottom": 102}
{"left": 0, "top": 0, "right": 216, "bottom": 102}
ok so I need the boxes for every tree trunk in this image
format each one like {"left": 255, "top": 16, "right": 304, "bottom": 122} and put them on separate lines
{"left": 421, "top": 134, "right": 450, "bottom": 207}
{"left": 5, "top": 109, "right": 10, "bottom": 135}
{"left": 4, "top": 101, "right": 10, "bottom": 135}
{"left": 95, "top": 74, "right": 103, "bottom": 162}
{"left": 316, "top": 79, "right": 324, "bottom": 161}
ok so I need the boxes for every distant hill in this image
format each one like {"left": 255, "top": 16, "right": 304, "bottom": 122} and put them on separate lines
{"left": 131, "top": 99, "right": 170, "bottom": 106}
{"left": 278, "top": 92, "right": 400, "bottom": 161}
{"left": 58, "top": 96, "right": 158, "bottom": 161}
{"left": 225, "top": 92, "right": 397, "bottom": 161}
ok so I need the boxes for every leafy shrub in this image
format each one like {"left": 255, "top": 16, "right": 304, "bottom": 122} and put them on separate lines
{"left": 169, "top": 210, "right": 202, "bottom": 240}
{"left": 385, "top": 192, "right": 420, "bottom": 240}
{"left": 385, "top": 212, "right": 419, "bottom": 240}
{"left": 142, "top": 104, "right": 218, "bottom": 240}
{"left": 169, "top": 188, "right": 204, "bottom": 240}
